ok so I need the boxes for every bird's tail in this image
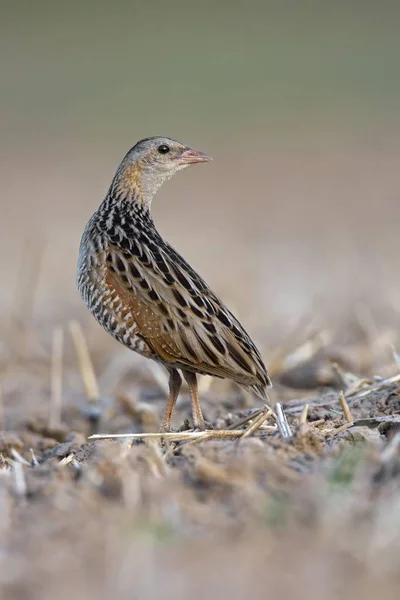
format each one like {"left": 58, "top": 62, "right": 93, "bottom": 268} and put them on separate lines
{"left": 250, "top": 362, "right": 272, "bottom": 397}
{"left": 250, "top": 380, "right": 272, "bottom": 400}
{"left": 249, "top": 380, "right": 276, "bottom": 418}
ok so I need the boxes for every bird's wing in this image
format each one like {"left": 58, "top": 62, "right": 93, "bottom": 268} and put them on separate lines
{"left": 105, "top": 235, "right": 270, "bottom": 392}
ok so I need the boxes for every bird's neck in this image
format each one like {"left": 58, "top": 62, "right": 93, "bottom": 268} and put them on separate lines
{"left": 98, "top": 185, "right": 155, "bottom": 235}
{"left": 101, "top": 192, "right": 153, "bottom": 224}
{"left": 110, "top": 161, "right": 166, "bottom": 207}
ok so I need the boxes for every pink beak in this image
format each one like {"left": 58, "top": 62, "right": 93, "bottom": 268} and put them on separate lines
{"left": 178, "top": 147, "right": 213, "bottom": 165}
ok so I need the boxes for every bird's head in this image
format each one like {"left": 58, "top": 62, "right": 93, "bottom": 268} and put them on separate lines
{"left": 112, "top": 137, "right": 212, "bottom": 206}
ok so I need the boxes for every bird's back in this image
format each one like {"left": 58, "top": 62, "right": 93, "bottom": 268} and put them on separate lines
{"left": 77, "top": 199, "right": 271, "bottom": 397}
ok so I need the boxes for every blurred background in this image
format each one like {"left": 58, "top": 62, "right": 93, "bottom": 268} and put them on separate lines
{"left": 2, "top": 0, "right": 400, "bottom": 338}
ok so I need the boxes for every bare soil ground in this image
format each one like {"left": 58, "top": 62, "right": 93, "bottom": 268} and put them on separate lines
{"left": 1, "top": 316, "right": 400, "bottom": 600}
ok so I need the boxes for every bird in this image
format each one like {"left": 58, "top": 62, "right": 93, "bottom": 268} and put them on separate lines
{"left": 77, "top": 137, "right": 271, "bottom": 432}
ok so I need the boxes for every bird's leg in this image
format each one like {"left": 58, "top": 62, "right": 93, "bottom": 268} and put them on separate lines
{"left": 182, "top": 371, "right": 206, "bottom": 430}
{"left": 160, "top": 368, "right": 182, "bottom": 433}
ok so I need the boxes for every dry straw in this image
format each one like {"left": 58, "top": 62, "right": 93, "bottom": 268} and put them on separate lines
{"left": 339, "top": 391, "right": 354, "bottom": 423}
{"left": 299, "top": 403, "right": 309, "bottom": 425}
{"left": 69, "top": 320, "right": 100, "bottom": 403}
{"left": 49, "top": 326, "right": 64, "bottom": 429}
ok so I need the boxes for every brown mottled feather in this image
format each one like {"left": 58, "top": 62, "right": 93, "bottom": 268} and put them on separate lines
{"left": 104, "top": 236, "right": 270, "bottom": 393}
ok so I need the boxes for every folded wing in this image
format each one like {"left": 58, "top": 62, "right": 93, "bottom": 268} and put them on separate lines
{"left": 105, "top": 232, "right": 271, "bottom": 395}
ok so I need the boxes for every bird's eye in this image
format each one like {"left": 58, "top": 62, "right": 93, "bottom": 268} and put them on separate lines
{"left": 157, "top": 144, "right": 170, "bottom": 155}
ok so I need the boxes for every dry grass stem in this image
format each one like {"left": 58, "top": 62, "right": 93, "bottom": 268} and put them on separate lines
{"left": 310, "top": 418, "right": 325, "bottom": 427}
{"left": 284, "top": 371, "right": 400, "bottom": 418}
{"left": 178, "top": 431, "right": 216, "bottom": 448}
{"left": 331, "top": 422, "right": 355, "bottom": 436}
{"left": 10, "top": 448, "right": 31, "bottom": 466}
{"left": 58, "top": 454, "right": 74, "bottom": 466}
{"left": 12, "top": 462, "right": 27, "bottom": 498}
{"left": 227, "top": 407, "right": 265, "bottom": 430}
{"left": 275, "top": 403, "right": 292, "bottom": 439}
{"left": 89, "top": 429, "right": 271, "bottom": 443}
{"left": 349, "top": 373, "right": 400, "bottom": 401}
{"left": 69, "top": 320, "right": 100, "bottom": 403}
{"left": 339, "top": 391, "right": 354, "bottom": 423}
{"left": 299, "top": 403, "right": 309, "bottom": 424}
{"left": 30, "top": 449, "right": 39, "bottom": 467}
{"left": 240, "top": 408, "right": 273, "bottom": 439}
{"left": 343, "top": 377, "right": 371, "bottom": 397}
{"left": 49, "top": 326, "right": 64, "bottom": 429}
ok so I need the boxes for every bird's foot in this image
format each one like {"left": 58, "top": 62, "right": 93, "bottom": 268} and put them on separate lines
{"left": 177, "top": 419, "right": 192, "bottom": 432}
{"left": 193, "top": 420, "right": 214, "bottom": 432}
{"left": 177, "top": 418, "right": 214, "bottom": 432}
